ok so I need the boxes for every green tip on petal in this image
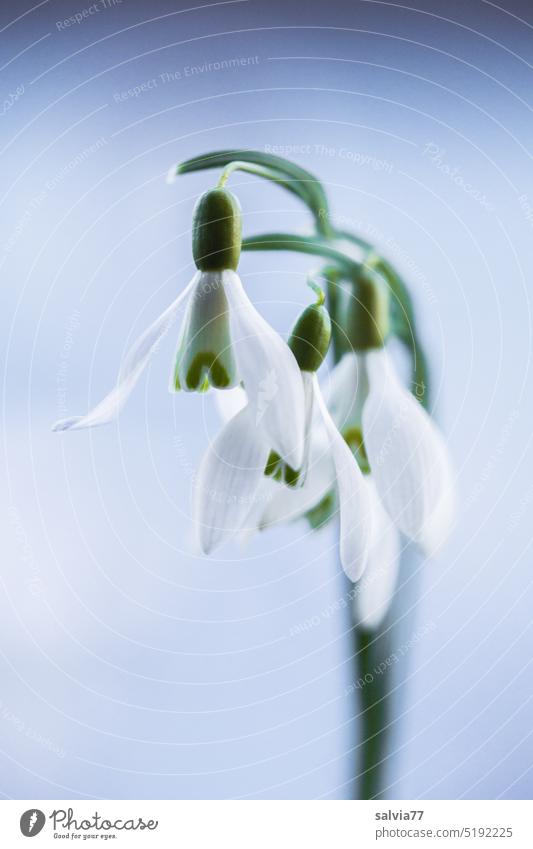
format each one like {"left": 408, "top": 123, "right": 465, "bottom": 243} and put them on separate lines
{"left": 305, "top": 489, "right": 337, "bottom": 529}
{"left": 264, "top": 450, "right": 301, "bottom": 488}
{"left": 183, "top": 352, "right": 231, "bottom": 391}
{"left": 343, "top": 426, "right": 371, "bottom": 475}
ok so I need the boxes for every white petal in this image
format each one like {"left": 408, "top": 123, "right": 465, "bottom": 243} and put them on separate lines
{"left": 295, "top": 370, "right": 317, "bottom": 487}
{"left": 215, "top": 385, "right": 247, "bottom": 423}
{"left": 193, "top": 404, "right": 270, "bottom": 554}
{"left": 418, "top": 457, "right": 456, "bottom": 556}
{"left": 314, "top": 375, "right": 373, "bottom": 582}
{"left": 353, "top": 479, "right": 400, "bottom": 630}
{"left": 223, "top": 271, "right": 305, "bottom": 468}
{"left": 362, "top": 348, "right": 456, "bottom": 545}
{"left": 52, "top": 277, "right": 195, "bottom": 432}
{"left": 171, "top": 270, "right": 238, "bottom": 392}
{"left": 323, "top": 351, "right": 367, "bottom": 431}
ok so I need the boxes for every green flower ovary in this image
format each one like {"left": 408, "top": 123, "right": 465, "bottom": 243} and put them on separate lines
{"left": 174, "top": 351, "right": 232, "bottom": 391}
{"left": 264, "top": 450, "right": 301, "bottom": 487}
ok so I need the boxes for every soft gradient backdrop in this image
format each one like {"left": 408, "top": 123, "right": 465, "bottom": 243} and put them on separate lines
{"left": 1, "top": 0, "right": 532, "bottom": 799}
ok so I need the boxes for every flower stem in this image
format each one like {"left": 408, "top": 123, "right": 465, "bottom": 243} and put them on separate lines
{"left": 354, "top": 625, "right": 393, "bottom": 799}
{"left": 175, "top": 149, "right": 334, "bottom": 236}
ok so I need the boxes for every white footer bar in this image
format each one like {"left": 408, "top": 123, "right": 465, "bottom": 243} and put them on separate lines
{"left": 0, "top": 800, "right": 530, "bottom": 847}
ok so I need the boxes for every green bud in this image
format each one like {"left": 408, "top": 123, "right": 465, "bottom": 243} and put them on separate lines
{"left": 192, "top": 188, "right": 242, "bottom": 271}
{"left": 288, "top": 303, "right": 331, "bottom": 372}
{"left": 346, "top": 267, "right": 390, "bottom": 351}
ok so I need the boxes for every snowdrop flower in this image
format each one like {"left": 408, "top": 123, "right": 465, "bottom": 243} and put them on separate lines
{"left": 328, "top": 267, "right": 456, "bottom": 555}
{"left": 198, "top": 290, "right": 374, "bottom": 581}
{"left": 53, "top": 187, "right": 305, "bottom": 468}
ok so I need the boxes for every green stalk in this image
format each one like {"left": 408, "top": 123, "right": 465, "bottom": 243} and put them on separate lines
{"left": 174, "top": 149, "right": 334, "bottom": 236}
{"left": 242, "top": 230, "right": 431, "bottom": 801}
{"left": 175, "top": 151, "right": 432, "bottom": 800}
{"left": 243, "top": 232, "right": 362, "bottom": 275}
{"left": 355, "top": 626, "right": 393, "bottom": 800}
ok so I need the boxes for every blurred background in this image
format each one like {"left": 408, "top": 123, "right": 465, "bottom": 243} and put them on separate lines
{"left": 0, "top": 0, "right": 532, "bottom": 799}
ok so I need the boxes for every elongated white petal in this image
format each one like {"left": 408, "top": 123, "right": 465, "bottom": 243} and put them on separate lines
{"left": 314, "top": 375, "right": 372, "bottom": 582}
{"left": 215, "top": 385, "right": 247, "bottom": 422}
{"left": 223, "top": 271, "right": 305, "bottom": 468}
{"left": 193, "top": 404, "right": 270, "bottom": 554}
{"left": 171, "top": 270, "right": 238, "bottom": 392}
{"left": 362, "top": 348, "right": 456, "bottom": 546}
{"left": 323, "top": 351, "right": 368, "bottom": 432}
{"left": 418, "top": 455, "right": 456, "bottom": 556}
{"left": 353, "top": 479, "right": 400, "bottom": 630}
{"left": 52, "top": 278, "right": 195, "bottom": 432}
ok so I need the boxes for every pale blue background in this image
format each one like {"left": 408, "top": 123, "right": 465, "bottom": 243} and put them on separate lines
{"left": 1, "top": 0, "right": 532, "bottom": 799}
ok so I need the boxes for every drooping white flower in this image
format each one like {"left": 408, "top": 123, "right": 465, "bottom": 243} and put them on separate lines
{"left": 193, "top": 289, "right": 373, "bottom": 577}
{"left": 329, "top": 348, "right": 456, "bottom": 554}
{"left": 217, "top": 374, "right": 374, "bottom": 581}
{"left": 53, "top": 187, "right": 305, "bottom": 468}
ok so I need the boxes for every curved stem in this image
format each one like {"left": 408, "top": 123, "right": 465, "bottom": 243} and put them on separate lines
{"left": 216, "top": 160, "right": 313, "bottom": 208}
{"left": 242, "top": 232, "right": 362, "bottom": 275}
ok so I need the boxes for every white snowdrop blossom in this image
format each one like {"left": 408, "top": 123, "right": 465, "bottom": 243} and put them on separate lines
{"left": 212, "top": 373, "right": 375, "bottom": 582}
{"left": 52, "top": 269, "right": 304, "bottom": 465}
{"left": 53, "top": 187, "right": 305, "bottom": 470}
{"left": 330, "top": 349, "right": 456, "bottom": 554}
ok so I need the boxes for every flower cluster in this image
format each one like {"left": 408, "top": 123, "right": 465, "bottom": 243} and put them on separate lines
{"left": 53, "top": 177, "right": 455, "bottom": 630}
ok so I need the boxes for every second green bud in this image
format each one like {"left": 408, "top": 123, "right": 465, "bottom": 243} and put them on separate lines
{"left": 288, "top": 299, "right": 332, "bottom": 372}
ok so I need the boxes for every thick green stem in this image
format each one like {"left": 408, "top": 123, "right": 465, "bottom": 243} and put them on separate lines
{"left": 355, "top": 626, "right": 393, "bottom": 799}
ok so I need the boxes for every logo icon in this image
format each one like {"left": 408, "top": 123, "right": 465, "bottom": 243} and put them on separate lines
{"left": 20, "top": 809, "right": 45, "bottom": 837}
